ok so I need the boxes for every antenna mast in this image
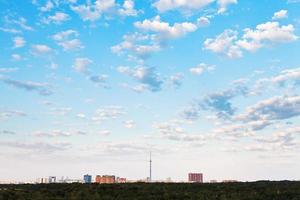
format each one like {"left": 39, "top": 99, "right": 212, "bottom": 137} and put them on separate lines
{"left": 149, "top": 151, "right": 152, "bottom": 182}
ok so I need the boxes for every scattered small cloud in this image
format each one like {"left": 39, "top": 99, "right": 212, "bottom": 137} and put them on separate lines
{"left": 272, "top": 10, "right": 288, "bottom": 20}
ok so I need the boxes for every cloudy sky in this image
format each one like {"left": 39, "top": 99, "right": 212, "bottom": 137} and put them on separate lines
{"left": 0, "top": 0, "right": 300, "bottom": 182}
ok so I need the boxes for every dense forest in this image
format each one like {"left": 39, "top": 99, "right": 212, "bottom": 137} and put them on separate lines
{"left": 0, "top": 181, "right": 300, "bottom": 200}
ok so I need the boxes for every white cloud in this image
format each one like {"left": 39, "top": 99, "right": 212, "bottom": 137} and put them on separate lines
{"left": 76, "top": 113, "right": 86, "bottom": 118}
{"left": 124, "top": 120, "right": 136, "bottom": 128}
{"left": 71, "top": 0, "right": 115, "bottom": 21}
{"left": 0, "top": 27, "right": 21, "bottom": 34}
{"left": 40, "top": 0, "right": 54, "bottom": 12}
{"left": 31, "top": 44, "right": 52, "bottom": 55}
{"left": 52, "top": 30, "right": 83, "bottom": 51}
{"left": 189, "top": 63, "right": 215, "bottom": 75}
{"left": 117, "top": 66, "right": 163, "bottom": 92}
{"left": 34, "top": 130, "right": 86, "bottom": 137}
{"left": 11, "top": 17, "right": 34, "bottom": 31}
{"left": 241, "top": 21, "right": 297, "bottom": 44}
{"left": 11, "top": 54, "right": 22, "bottom": 61}
{"left": 169, "top": 73, "right": 184, "bottom": 88}
{"left": 153, "top": 0, "right": 237, "bottom": 13}
{"left": 46, "top": 12, "right": 70, "bottom": 24}
{"left": 92, "top": 106, "right": 126, "bottom": 122}
{"left": 204, "top": 29, "right": 242, "bottom": 58}
{"left": 237, "top": 95, "right": 300, "bottom": 125}
{"left": 153, "top": 0, "right": 214, "bottom": 12}
{"left": 111, "top": 33, "right": 161, "bottom": 59}
{"left": 197, "top": 16, "right": 210, "bottom": 27}
{"left": 13, "top": 37, "right": 25, "bottom": 48}
{"left": 254, "top": 67, "right": 300, "bottom": 90}
{"left": 52, "top": 30, "right": 78, "bottom": 41}
{"left": 205, "top": 21, "right": 298, "bottom": 58}
{"left": 73, "top": 58, "right": 92, "bottom": 73}
{"left": 217, "top": 0, "right": 237, "bottom": 13}
{"left": 59, "top": 39, "right": 83, "bottom": 51}
{"left": 134, "top": 16, "right": 198, "bottom": 40}
{"left": 272, "top": 10, "right": 288, "bottom": 20}
{"left": 99, "top": 130, "right": 111, "bottom": 136}
{"left": 119, "top": 0, "right": 138, "bottom": 16}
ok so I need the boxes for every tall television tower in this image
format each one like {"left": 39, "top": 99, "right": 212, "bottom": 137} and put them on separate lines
{"left": 149, "top": 151, "right": 152, "bottom": 182}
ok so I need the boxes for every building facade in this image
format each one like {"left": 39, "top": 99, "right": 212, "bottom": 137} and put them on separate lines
{"left": 48, "top": 176, "right": 56, "bottom": 183}
{"left": 116, "top": 177, "right": 126, "bottom": 183}
{"left": 83, "top": 174, "right": 92, "bottom": 183}
{"left": 188, "top": 173, "right": 203, "bottom": 183}
{"left": 95, "top": 175, "right": 116, "bottom": 184}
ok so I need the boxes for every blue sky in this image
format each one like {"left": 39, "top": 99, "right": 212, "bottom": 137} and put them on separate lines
{"left": 0, "top": 0, "right": 300, "bottom": 182}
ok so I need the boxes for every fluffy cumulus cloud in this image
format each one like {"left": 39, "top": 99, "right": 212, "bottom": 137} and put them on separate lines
{"left": 153, "top": 0, "right": 214, "bottom": 12}
{"left": 189, "top": 63, "right": 215, "bottom": 75}
{"left": 134, "top": 16, "right": 198, "bottom": 40}
{"left": 205, "top": 21, "right": 298, "bottom": 58}
{"left": 40, "top": 0, "right": 54, "bottom": 12}
{"left": 118, "top": 66, "right": 163, "bottom": 92}
{"left": 169, "top": 73, "right": 184, "bottom": 88}
{"left": 255, "top": 67, "right": 300, "bottom": 89}
{"left": 237, "top": 95, "right": 300, "bottom": 123}
{"left": 245, "top": 127, "right": 300, "bottom": 152}
{"left": 113, "top": 16, "right": 198, "bottom": 60}
{"left": 118, "top": 0, "right": 138, "bottom": 16}
{"left": 52, "top": 30, "right": 83, "bottom": 51}
{"left": 197, "top": 16, "right": 210, "bottom": 27}
{"left": 181, "top": 84, "right": 248, "bottom": 120}
{"left": 73, "top": 57, "right": 92, "bottom": 73}
{"left": 217, "top": 0, "right": 237, "bottom": 13}
{"left": 272, "top": 10, "right": 288, "bottom": 20}
{"left": 111, "top": 33, "right": 161, "bottom": 59}
{"left": 237, "top": 21, "right": 297, "bottom": 51}
{"left": 153, "top": 0, "right": 237, "bottom": 13}
{"left": 204, "top": 29, "right": 242, "bottom": 58}
{"left": 45, "top": 12, "right": 70, "bottom": 24}
{"left": 31, "top": 44, "right": 52, "bottom": 55}
{"left": 71, "top": 0, "right": 115, "bottom": 21}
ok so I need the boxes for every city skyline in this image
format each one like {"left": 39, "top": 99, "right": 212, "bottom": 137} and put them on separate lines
{"left": 0, "top": 0, "right": 300, "bottom": 182}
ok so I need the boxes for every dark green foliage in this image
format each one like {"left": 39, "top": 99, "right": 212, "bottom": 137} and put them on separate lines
{"left": 0, "top": 181, "right": 300, "bottom": 200}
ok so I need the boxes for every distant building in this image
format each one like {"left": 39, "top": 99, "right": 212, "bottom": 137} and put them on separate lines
{"left": 36, "top": 178, "right": 49, "bottom": 184}
{"left": 83, "top": 174, "right": 92, "bottom": 183}
{"left": 95, "top": 175, "right": 115, "bottom": 184}
{"left": 49, "top": 176, "right": 56, "bottom": 183}
{"left": 116, "top": 177, "right": 126, "bottom": 183}
{"left": 188, "top": 173, "right": 203, "bottom": 183}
